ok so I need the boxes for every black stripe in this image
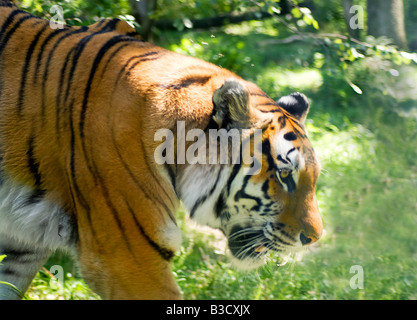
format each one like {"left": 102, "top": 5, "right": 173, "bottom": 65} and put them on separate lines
{"left": 261, "top": 179, "right": 270, "bottom": 199}
{"left": 255, "top": 102, "right": 278, "bottom": 108}
{"left": 100, "top": 42, "right": 131, "bottom": 76}
{"left": 52, "top": 31, "right": 139, "bottom": 191}
{"left": 268, "top": 232, "right": 292, "bottom": 246}
{"left": 282, "top": 175, "right": 296, "bottom": 193}
{"left": 0, "top": 250, "right": 38, "bottom": 264}
{"left": 17, "top": 22, "right": 49, "bottom": 115}
{"left": 284, "top": 132, "right": 297, "bottom": 141}
{"left": 226, "top": 162, "right": 242, "bottom": 195}
{"left": 77, "top": 36, "right": 143, "bottom": 186}
{"left": 164, "top": 163, "right": 176, "bottom": 193}
{"left": 125, "top": 55, "right": 159, "bottom": 73}
{"left": 262, "top": 139, "right": 275, "bottom": 172}
{"left": 59, "top": 21, "right": 133, "bottom": 114}
{"left": 64, "top": 166, "right": 96, "bottom": 240}
{"left": 26, "top": 135, "right": 42, "bottom": 187}
{"left": 62, "top": 33, "right": 104, "bottom": 107}
{"left": 234, "top": 182, "right": 262, "bottom": 209}
{"left": 0, "top": 9, "right": 20, "bottom": 39}
{"left": 214, "top": 162, "right": 242, "bottom": 219}
{"left": 23, "top": 188, "right": 46, "bottom": 206}
{"left": 290, "top": 123, "right": 307, "bottom": 139}
{"left": 277, "top": 115, "right": 286, "bottom": 128}
{"left": 258, "top": 108, "right": 281, "bottom": 113}
{"left": 94, "top": 169, "right": 135, "bottom": 254}
{"left": 158, "top": 75, "right": 212, "bottom": 90}
{"left": 113, "top": 51, "right": 160, "bottom": 87}
{"left": 108, "top": 123, "right": 175, "bottom": 224}
{"left": 0, "top": 10, "right": 33, "bottom": 57}
{"left": 68, "top": 97, "right": 94, "bottom": 237}
{"left": 78, "top": 35, "right": 142, "bottom": 139}
{"left": 125, "top": 31, "right": 139, "bottom": 37}
{"left": 34, "top": 27, "right": 80, "bottom": 85}
{"left": 126, "top": 202, "right": 175, "bottom": 261}
{"left": 0, "top": 267, "right": 18, "bottom": 276}
{"left": 190, "top": 167, "right": 223, "bottom": 218}
{"left": 232, "top": 163, "right": 263, "bottom": 211}
{"left": 57, "top": 46, "right": 75, "bottom": 108}
{"left": 215, "top": 191, "right": 227, "bottom": 219}
{"left": 139, "top": 137, "right": 177, "bottom": 217}
{"left": 99, "top": 18, "right": 120, "bottom": 32}
{"left": 286, "top": 147, "right": 296, "bottom": 161}
{"left": 277, "top": 155, "right": 289, "bottom": 164}
{"left": 124, "top": 57, "right": 159, "bottom": 77}
{"left": 40, "top": 27, "right": 88, "bottom": 117}
{"left": 92, "top": 18, "right": 107, "bottom": 29}
{"left": 276, "top": 227, "right": 296, "bottom": 242}
{"left": 55, "top": 47, "right": 76, "bottom": 135}
{"left": 0, "top": 1, "right": 14, "bottom": 7}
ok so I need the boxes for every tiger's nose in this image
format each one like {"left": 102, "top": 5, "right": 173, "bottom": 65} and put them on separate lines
{"left": 300, "top": 232, "right": 313, "bottom": 245}
{"left": 299, "top": 230, "right": 321, "bottom": 246}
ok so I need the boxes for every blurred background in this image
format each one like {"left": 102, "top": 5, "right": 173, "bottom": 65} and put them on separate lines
{"left": 14, "top": 0, "right": 417, "bottom": 299}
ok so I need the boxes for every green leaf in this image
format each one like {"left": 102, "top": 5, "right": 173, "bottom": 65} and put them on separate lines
{"left": 400, "top": 51, "right": 417, "bottom": 64}
{"left": 182, "top": 17, "right": 193, "bottom": 29}
{"left": 0, "top": 281, "right": 25, "bottom": 299}
{"left": 291, "top": 7, "right": 302, "bottom": 19}
{"left": 270, "top": 6, "right": 281, "bottom": 15}
{"left": 350, "top": 47, "right": 365, "bottom": 59}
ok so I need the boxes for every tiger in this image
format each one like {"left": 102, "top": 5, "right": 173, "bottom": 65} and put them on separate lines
{"left": 0, "top": 0, "right": 323, "bottom": 300}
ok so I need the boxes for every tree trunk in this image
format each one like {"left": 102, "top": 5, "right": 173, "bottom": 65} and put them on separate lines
{"left": 129, "top": 0, "right": 157, "bottom": 41}
{"left": 367, "top": 0, "right": 407, "bottom": 49}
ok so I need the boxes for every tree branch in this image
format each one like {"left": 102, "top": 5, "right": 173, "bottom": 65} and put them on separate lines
{"left": 154, "top": 11, "right": 274, "bottom": 30}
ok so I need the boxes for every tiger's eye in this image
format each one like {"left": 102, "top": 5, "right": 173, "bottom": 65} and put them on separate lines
{"left": 280, "top": 169, "right": 291, "bottom": 179}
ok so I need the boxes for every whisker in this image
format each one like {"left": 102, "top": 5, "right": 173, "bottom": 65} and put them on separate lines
{"left": 228, "top": 235, "right": 264, "bottom": 249}
{"left": 227, "top": 228, "right": 264, "bottom": 241}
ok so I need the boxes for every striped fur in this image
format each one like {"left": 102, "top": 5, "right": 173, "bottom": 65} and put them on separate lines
{"left": 0, "top": 1, "right": 322, "bottom": 299}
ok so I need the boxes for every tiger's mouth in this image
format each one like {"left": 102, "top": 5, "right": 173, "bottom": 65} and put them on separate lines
{"left": 226, "top": 223, "right": 295, "bottom": 269}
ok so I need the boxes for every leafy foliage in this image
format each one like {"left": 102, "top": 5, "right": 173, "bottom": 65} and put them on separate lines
{"left": 20, "top": 0, "right": 132, "bottom": 25}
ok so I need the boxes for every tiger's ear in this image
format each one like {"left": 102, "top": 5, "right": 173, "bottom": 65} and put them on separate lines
{"left": 277, "top": 92, "right": 310, "bottom": 123}
{"left": 212, "top": 79, "right": 251, "bottom": 129}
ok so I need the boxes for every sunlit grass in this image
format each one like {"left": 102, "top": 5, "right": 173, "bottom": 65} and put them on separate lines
{"left": 257, "top": 67, "right": 323, "bottom": 93}
{"left": 26, "top": 270, "right": 99, "bottom": 300}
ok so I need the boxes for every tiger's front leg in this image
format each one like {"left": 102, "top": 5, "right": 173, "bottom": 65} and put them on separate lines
{"left": 74, "top": 204, "right": 182, "bottom": 300}
{"left": 0, "top": 234, "right": 51, "bottom": 300}
{"left": 77, "top": 234, "right": 181, "bottom": 299}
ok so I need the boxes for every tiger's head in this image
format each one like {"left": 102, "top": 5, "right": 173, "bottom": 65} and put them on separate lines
{"left": 177, "top": 78, "right": 322, "bottom": 269}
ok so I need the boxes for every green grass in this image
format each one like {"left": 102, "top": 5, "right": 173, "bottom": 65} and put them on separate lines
{"left": 23, "top": 21, "right": 417, "bottom": 300}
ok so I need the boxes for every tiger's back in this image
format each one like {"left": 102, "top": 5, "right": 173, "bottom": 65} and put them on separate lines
{"left": 0, "top": 1, "right": 323, "bottom": 300}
